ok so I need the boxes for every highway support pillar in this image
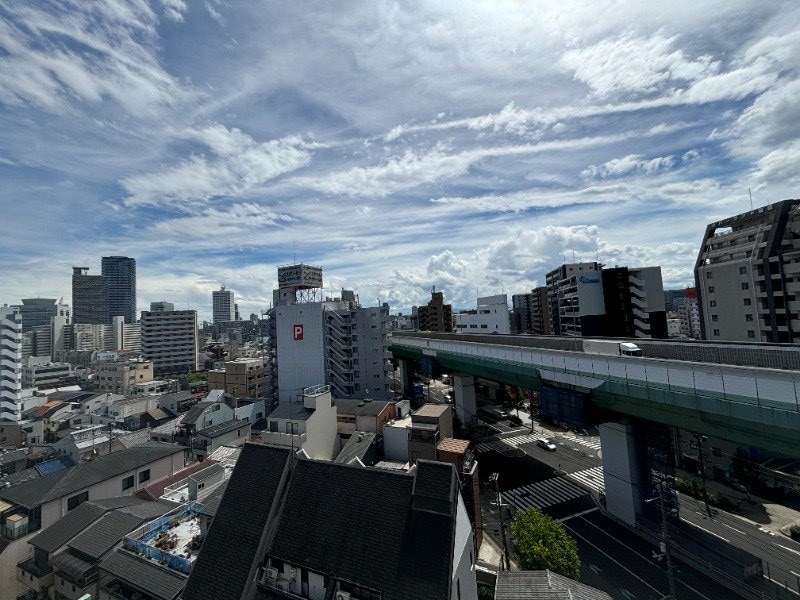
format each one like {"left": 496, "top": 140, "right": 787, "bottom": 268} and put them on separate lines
{"left": 600, "top": 420, "right": 644, "bottom": 526}
{"left": 397, "top": 358, "right": 414, "bottom": 398}
{"left": 453, "top": 374, "right": 477, "bottom": 427}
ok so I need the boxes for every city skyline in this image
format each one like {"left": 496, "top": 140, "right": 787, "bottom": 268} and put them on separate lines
{"left": 1, "top": 2, "right": 799, "bottom": 321}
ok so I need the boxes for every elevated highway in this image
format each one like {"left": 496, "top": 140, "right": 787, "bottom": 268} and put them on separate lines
{"left": 390, "top": 332, "right": 800, "bottom": 456}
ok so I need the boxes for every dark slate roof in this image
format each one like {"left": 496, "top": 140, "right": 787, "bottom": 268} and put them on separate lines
{"left": 196, "top": 418, "right": 249, "bottom": 439}
{"left": 68, "top": 510, "right": 145, "bottom": 559}
{"left": 100, "top": 549, "right": 187, "bottom": 600}
{"left": 266, "top": 401, "right": 314, "bottom": 421}
{"left": 182, "top": 444, "right": 292, "bottom": 600}
{"left": 494, "top": 571, "right": 613, "bottom": 600}
{"left": 30, "top": 501, "right": 108, "bottom": 553}
{"left": 412, "top": 460, "right": 458, "bottom": 515}
{"left": 0, "top": 449, "right": 27, "bottom": 464}
{"left": 198, "top": 481, "right": 228, "bottom": 517}
{"left": 270, "top": 458, "right": 456, "bottom": 600}
{"left": 181, "top": 401, "right": 213, "bottom": 425}
{"left": 51, "top": 551, "right": 95, "bottom": 580}
{"left": 250, "top": 417, "right": 269, "bottom": 433}
{"left": 334, "top": 398, "right": 393, "bottom": 417}
{"left": 334, "top": 431, "right": 378, "bottom": 464}
{"left": 0, "top": 442, "right": 184, "bottom": 508}
{"left": 158, "top": 390, "right": 195, "bottom": 405}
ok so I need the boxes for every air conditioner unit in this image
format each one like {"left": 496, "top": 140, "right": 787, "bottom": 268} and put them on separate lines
{"left": 266, "top": 567, "right": 279, "bottom": 581}
{"left": 336, "top": 592, "right": 351, "bottom": 600}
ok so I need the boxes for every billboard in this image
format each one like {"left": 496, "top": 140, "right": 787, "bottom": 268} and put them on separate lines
{"left": 278, "top": 264, "right": 323, "bottom": 290}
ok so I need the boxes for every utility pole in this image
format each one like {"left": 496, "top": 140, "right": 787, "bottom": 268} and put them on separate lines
{"left": 491, "top": 473, "right": 510, "bottom": 570}
{"left": 659, "top": 479, "right": 678, "bottom": 600}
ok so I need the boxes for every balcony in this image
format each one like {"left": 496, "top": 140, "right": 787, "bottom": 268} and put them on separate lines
{"left": 260, "top": 431, "right": 307, "bottom": 448}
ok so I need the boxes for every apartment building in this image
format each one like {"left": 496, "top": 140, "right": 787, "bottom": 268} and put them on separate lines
{"left": 695, "top": 199, "right": 800, "bottom": 342}
{"left": 207, "top": 357, "right": 266, "bottom": 398}
{"left": 530, "top": 286, "right": 552, "bottom": 335}
{"left": 674, "top": 294, "right": 701, "bottom": 339}
{"left": 92, "top": 359, "right": 154, "bottom": 395}
{"left": 546, "top": 262, "right": 605, "bottom": 337}
{"left": 140, "top": 309, "right": 199, "bottom": 376}
{"left": 1, "top": 307, "right": 24, "bottom": 421}
{"left": 212, "top": 286, "right": 235, "bottom": 324}
{"left": 511, "top": 293, "right": 534, "bottom": 334}
{"left": 416, "top": 289, "right": 453, "bottom": 332}
{"left": 22, "top": 358, "right": 71, "bottom": 389}
{"left": 102, "top": 256, "right": 137, "bottom": 325}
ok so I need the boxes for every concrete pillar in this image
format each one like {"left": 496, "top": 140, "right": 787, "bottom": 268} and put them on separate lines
{"left": 397, "top": 358, "right": 414, "bottom": 398}
{"left": 453, "top": 374, "right": 477, "bottom": 426}
{"left": 600, "top": 421, "right": 644, "bottom": 526}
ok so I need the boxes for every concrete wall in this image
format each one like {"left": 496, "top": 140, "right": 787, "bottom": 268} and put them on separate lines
{"left": 275, "top": 303, "right": 326, "bottom": 403}
{"left": 451, "top": 494, "right": 478, "bottom": 600}
{"left": 384, "top": 419, "right": 411, "bottom": 461}
{"left": 600, "top": 421, "right": 642, "bottom": 526}
{"left": 302, "top": 391, "right": 338, "bottom": 461}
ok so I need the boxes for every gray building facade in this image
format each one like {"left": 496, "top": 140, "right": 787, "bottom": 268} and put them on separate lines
{"left": 72, "top": 267, "right": 109, "bottom": 325}
{"left": 102, "top": 256, "right": 137, "bottom": 324}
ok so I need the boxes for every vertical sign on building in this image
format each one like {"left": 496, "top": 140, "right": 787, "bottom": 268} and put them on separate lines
{"left": 293, "top": 324, "right": 304, "bottom": 341}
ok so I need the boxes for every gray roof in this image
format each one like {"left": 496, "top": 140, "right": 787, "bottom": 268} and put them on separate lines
{"left": 495, "top": 571, "right": 613, "bottom": 600}
{"left": 51, "top": 551, "right": 95, "bottom": 580}
{"left": 266, "top": 401, "right": 314, "bottom": 421}
{"left": 198, "top": 481, "right": 228, "bottom": 517}
{"left": 157, "top": 390, "right": 194, "bottom": 405}
{"left": 181, "top": 401, "right": 213, "bottom": 425}
{"left": 100, "top": 549, "right": 187, "bottom": 600}
{"left": 196, "top": 418, "right": 249, "bottom": 439}
{"left": 0, "top": 442, "right": 185, "bottom": 508}
{"left": 334, "top": 431, "right": 378, "bottom": 464}
{"left": 335, "top": 398, "right": 393, "bottom": 417}
{"left": 30, "top": 501, "right": 108, "bottom": 553}
{"left": 0, "top": 449, "right": 27, "bottom": 465}
{"left": 68, "top": 510, "right": 145, "bottom": 559}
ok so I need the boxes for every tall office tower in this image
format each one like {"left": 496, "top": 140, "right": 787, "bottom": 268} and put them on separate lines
{"left": 212, "top": 285, "right": 235, "bottom": 323}
{"left": 546, "top": 262, "right": 605, "bottom": 337}
{"left": 695, "top": 199, "right": 800, "bottom": 343}
{"left": 0, "top": 307, "right": 23, "bottom": 420}
{"left": 72, "top": 266, "right": 109, "bottom": 324}
{"left": 530, "top": 286, "right": 552, "bottom": 335}
{"left": 602, "top": 266, "right": 667, "bottom": 338}
{"left": 140, "top": 309, "right": 199, "bottom": 375}
{"left": 416, "top": 289, "right": 453, "bottom": 332}
{"left": 271, "top": 264, "right": 392, "bottom": 403}
{"left": 102, "top": 256, "right": 137, "bottom": 324}
{"left": 149, "top": 301, "right": 175, "bottom": 312}
{"left": 511, "top": 293, "right": 534, "bottom": 334}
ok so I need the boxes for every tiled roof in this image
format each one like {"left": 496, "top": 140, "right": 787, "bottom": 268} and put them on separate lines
{"left": 68, "top": 510, "right": 146, "bottom": 559}
{"left": 181, "top": 444, "right": 291, "bottom": 600}
{"left": 30, "top": 501, "right": 108, "bottom": 553}
{"left": 437, "top": 438, "right": 470, "bottom": 455}
{"left": 413, "top": 403, "right": 450, "bottom": 418}
{"left": 334, "top": 431, "right": 377, "bottom": 464}
{"left": 180, "top": 401, "right": 213, "bottom": 425}
{"left": 494, "top": 571, "right": 613, "bottom": 600}
{"left": 100, "top": 549, "right": 187, "bottom": 600}
{"left": 51, "top": 551, "right": 95, "bottom": 580}
{"left": 0, "top": 442, "right": 184, "bottom": 508}
{"left": 196, "top": 418, "right": 249, "bottom": 439}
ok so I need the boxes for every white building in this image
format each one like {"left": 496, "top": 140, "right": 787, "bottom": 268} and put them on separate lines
{"left": 675, "top": 296, "right": 701, "bottom": 339}
{"left": 140, "top": 309, "right": 199, "bottom": 376}
{"left": 1, "top": 307, "right": 24, "bottom": 420}
{"left": 22, "top": 357, "right": 71, "bottom": 390}
{"left": 260, "top": 385, "right": 338, "bottom": 460}
{"left": 546, "top": 263, "right": 606, "bottom": 337}
{"left": 454, "top": 294, "right": 511, "bottom": 334}
{"left": 212, "top": 285, "right": 235, "bottom": 324}
{"left": 271, "top": 264, "right": 392, "bottom": 403}
{"left": 111, "top": 315, "right": 141, "bottom": 351}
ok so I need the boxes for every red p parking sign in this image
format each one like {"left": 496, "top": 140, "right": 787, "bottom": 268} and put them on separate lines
{"left": 293, "top": 324, "right": 304, "bottom": 341}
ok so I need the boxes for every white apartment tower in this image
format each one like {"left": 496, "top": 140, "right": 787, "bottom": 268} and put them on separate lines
{"left": 212, "top": 285, "right": 235, "bottom": 324}
{"left": 270, "top": 264, "right": 392, "bottom": 403}
{"left": 1, "top": 307, "right": 23, "bottom": 420}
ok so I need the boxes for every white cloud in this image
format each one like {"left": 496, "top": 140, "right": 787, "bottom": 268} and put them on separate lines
{"left": 582, "top": 154, "right": 675, "bottom": 178}
{"left": 122, "top": 127, "right": 313, "bottom": 207}
{"left": 160, "top": 0, "right": 188, "bottom": 22}
{"left": 148, "top": 202, "right": 295, "bottom": 238}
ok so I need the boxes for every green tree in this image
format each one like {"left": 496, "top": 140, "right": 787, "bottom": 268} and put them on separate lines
{"left": 510, "top": 507, "right": 580, "bottom": 579}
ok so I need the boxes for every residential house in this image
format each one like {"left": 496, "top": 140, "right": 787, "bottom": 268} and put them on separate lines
{"left": 192, "top": 419, "right": 250, "bottom": 461}
{"left": 174, "top": 401, "right": 235, "bottom": 448}
{"left": 494, "top": 571, "right": 612, "bottom": 600}
{"left": 333, "top": 398, "right": 396, "bottom": 445}
{"left": 409, "top": 404, "right": 454, "bottom": 463}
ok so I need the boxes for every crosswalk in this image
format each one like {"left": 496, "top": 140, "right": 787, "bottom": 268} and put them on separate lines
{"left": 475, "top": 433, "right": 538, "bottom": 453}
{"left": 565, "top": 466, "right": 605, "bottom": 494}
{"left": 502, "top": 466, "right": 606, "bottom": 512}
{"left": 558, "top": 433, "right": 602, "bottom": 453}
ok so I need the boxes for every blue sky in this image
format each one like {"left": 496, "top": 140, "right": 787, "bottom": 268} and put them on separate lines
{"left": 1, "top": 1, "right": 799, "bottom": 321}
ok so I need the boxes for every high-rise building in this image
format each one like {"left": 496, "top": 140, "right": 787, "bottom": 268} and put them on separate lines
{"left": 546, "top": 262, "right": 605, "bottom": 337}
{"left": 140, "top": 309, "right": 199, "bottom": 375}
{"left": 0, "top": 307, "right": 23, "bottom": 420}
{"left": 416, "top": 290, "right": 453, "bottom": 332}
{"left": 72, "top": 266, "right": 109, "bottom": 324}
{"left": 12, "top": 298, "right": 70, "bottom": 331}
{"left": 212, "top": 285, "right": 235, "bottom": 324}
{"left": 602, "top": 267, "right": 667, "bottom": 338}
{"left": 695, "top": 200, "right": 800, "bottom": 343}
{"left": 511, "top": 293, "right": 534, "bottom": 334}
{"left": 270, "top": 264, "right": 392, "bottom": 403}
{"left": 112, "top": 315, "right": 142, "bottom": 351}
{"left": 101, "top": 256, "right": 137, "bottom": 324}
{"left": 674, "top": 294, "right": 701, "bottom": 339}
{"left": 530, "top": 286, "right": 552, "bottom": 335}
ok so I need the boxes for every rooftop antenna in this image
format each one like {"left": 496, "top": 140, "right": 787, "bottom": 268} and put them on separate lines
{"left": 749, "top": 188, "right": 753, "bottom": 211}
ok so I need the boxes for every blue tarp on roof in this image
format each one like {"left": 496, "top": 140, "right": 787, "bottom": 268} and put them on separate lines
{"left": 35, "top": 456, "right": 76, "bottom": 476}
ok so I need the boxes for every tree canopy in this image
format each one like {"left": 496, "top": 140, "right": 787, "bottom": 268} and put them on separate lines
{"left": 510, "top": 507, "right": 581, "bottom": 579}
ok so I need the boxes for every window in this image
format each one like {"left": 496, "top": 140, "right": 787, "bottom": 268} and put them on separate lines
{"left": 270, "top": 420, "right": 278, "bottom": 432}
{"left": 747, "top": 330, "right": 755, "bottom": 338}
{"left": 713, "top": 329, "right": 720, "bottom": 336}
{"left": 711, "top": 315, "right": 718, "bottom": 322}
{"left": 705, "top": 271, "right": 713, "bottom": 279}
{"left": 741, "top": 282, "right": 749, "bottom": 290}
{"left": 743, "top": 298, "right": 752, "bottom": 306}
{"left": 739, "top": 266, "right": 747, "bottom": 274}
{"left": 67, "top": 491, "right": 89, "bottom": 511}
{"left": 122, "top": 475, "right": 134, "bottom": 490}
{"left": 709, "top": 300, "right": 716, "bottom": 307}
{"left": 138, "top": 469, "right": 150, "bottom": 484}
{"left": 708, "top": 286, "right": 715, "bottom": 293}
{"left": 745, "top": 314, "right": 754, "bottom": 322}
